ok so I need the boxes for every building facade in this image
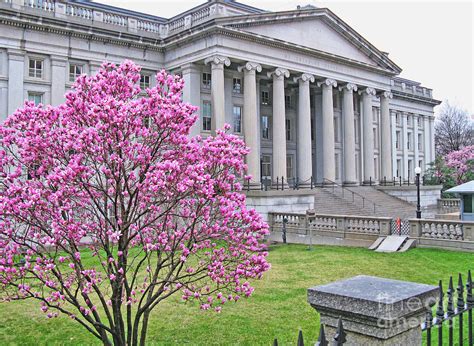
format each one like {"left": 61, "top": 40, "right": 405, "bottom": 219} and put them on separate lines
{"left": 0, "top": 0, "right": 440, "bottom": 186}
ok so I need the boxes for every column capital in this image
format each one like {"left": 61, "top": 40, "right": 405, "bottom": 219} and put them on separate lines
{"left": 267, "top": 67, "right": 290, "bottom": 80}
{"left": 293, "top": 73, "right": 315, "bottom": 83}
{"left": 379, "top": 90, "right": 393, "bottom": 99}
{"left": 237, "top": 62, "right": 262, "bottom": 73}
{"left": 339, "top": 82, "right": 358, "bottom": 92}
{"left": 359, "top": 87, "right": 376, "bottom": 96}
{"left": 204, "top": 55, "right": 231, "bottom": 67}
{"left": 317, "top": 78, "right": 337, "bottom": 88}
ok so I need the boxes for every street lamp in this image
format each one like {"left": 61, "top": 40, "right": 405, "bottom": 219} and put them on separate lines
{"left": 415, "top": 166, "right": 422, "bottom": 219}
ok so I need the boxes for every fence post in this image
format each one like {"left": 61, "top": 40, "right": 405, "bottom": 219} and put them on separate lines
{"left": 409, "top": 219, "right": 422, "bottom": 238}
{"left": 308, "top": 276, "right": 438, "bottom": 345}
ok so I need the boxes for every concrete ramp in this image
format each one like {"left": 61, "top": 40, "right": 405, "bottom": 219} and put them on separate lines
{"left": 375, "top": 235, "right": 408, "bottom": 253}
{"left": 369, "top": 237, "right": 386, "bottom": 250}
{"left": 398, "top": 239, "right": 417, "bottom": 252}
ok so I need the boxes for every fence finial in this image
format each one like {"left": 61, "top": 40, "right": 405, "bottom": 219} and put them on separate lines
{"left": 315, "top": 324, "right": 328, "bottom": 346}
{"left": 467, "top": 270, "right": 473, "bottom": 307}
{"left": 297, "top": 330, "right": 304, "bottom": 346}
{"left": 457, "top": 273, "right": 465, "bottom": 311}
{"left": 436, "top": 280, "right": 445, "bottom": 321}
{"left": 447, "top": 276, "right": 455, "bottom": 317}
{"left": 334, "top": 318, "right": 346, "bottom": 345}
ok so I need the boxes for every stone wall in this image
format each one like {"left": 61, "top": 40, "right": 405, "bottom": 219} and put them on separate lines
{"left": 376, "top": 185, "right": 442, "bottom": 207}
{"left": 244, "top": 190, "right": 315, "bottom": 222}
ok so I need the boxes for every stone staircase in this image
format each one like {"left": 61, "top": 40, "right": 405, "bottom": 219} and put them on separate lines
{"left": 314, "top": 186, "right": 421, "bottom": 220}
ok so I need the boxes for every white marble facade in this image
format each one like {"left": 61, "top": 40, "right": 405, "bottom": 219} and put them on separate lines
{"left": 0, "top": 0, "right": 440, "bottom": 186}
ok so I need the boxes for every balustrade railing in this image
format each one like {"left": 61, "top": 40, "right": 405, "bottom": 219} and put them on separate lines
{"left": 137, "top": 19, "right": 160, "bottom": 33}
{"left": 104, "top": 12, "right": 127, "bottom": 27}
{"left": 24, "top": 0, "right": 54, "bottom": 11}
{"left": 437, "top": 198, "right": 461, "bottom": 213}
{"left": 66, "top": 4, "right": 93, "bottom": 20}
{"left": 420, "top": 220, "right": 464, "bottom": 240}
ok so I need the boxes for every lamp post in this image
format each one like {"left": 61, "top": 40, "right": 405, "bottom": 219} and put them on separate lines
{"left": 415, "top": 166, "right": 422, "bottom": 219}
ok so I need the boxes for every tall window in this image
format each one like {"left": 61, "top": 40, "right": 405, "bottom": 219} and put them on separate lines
{"left": 28, "top": 92, "right": 43, "bottom": 105}
{"left": 419, "top": 160, "right": 423, "bottom": 171}
{"left": 396, "top": 131, "right": 401, "bottom": 149}
{"left": 374, "top": 157, "right": 378, "bottom": 180}
{"left": 311, "top": 118, "right": 314, "bottom": 141}
{"left": 261, "top": 91, "right": 269, "bottom": 105}
{"left": 373, "top": 128, "right": 378, "bottom": 148}
{"left": 286, "top": 119, "right": 291, "bottom": 141}
{"left": 286, "top": 155, "right": 294, "bottom": 179}
{"left": 232, "top": 78, "right": 242, "bottom": 94}
{"left": 232, "top": 106, "right": 242, "bottom": 133}
{"left": 140, "top": 74, "right": 151, "bottom": 89}
{"left": 334, "top": 116, "right": 340, "bottom": 142}
{"left": 285, "top": 95, "right": 292, "bottom": 108}
{"left": 335, "top": 154, "right": 340, "bottom": 180}
{"left": 354, "top": 118, "right": 359, "bottom": 144}
{"left": 29, "top": 58, "right": 43, "bottom": 78}
{"left": 202, "top": 101, "right": 212, "bottom": 131}
{"left": 396, "top": 159, "right": 401, "bottom": 177}
{"left": 395, "top": 112, "right": 401, "bottom": 125}
{"left": 407, "top": 132, "right": 412, "bottom": 150}
{"left": 408, "top": 160, "right": 413, "bottom": 179}
{"left": 69, "top": 63, "right": 84, "bottom": 82}
{"left": 418, "top": 134, "right": 423, "bottom": 151}
{"left": 261, "top": 155, "right": 271, "bottom": 179}
{"left": 262, "top": 115, "right": 270, "bottom": 139}
{"left": 202, "top": 73, "right": 211, "bottom": 89}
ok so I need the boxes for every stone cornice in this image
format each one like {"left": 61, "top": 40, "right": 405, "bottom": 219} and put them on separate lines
{"left": 218, "top": 8, "right": 402, "bottom": 74}
{"left": 391, "top": 90, "right": 442, "bottom": 106}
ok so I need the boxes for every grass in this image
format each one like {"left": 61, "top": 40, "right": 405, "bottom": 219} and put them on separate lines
{"left": 0, "top": 244, "right": 472, "bottom": 345}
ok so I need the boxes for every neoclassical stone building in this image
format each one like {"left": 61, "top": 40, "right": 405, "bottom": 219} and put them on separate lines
{"left": 0, "top": 0, "right": 440, "bottom": 186}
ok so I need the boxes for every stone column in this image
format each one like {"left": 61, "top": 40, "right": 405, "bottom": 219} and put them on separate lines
{"left": 51, "top": 56, "right": 67, "bottom": 106}
{"left": 340, "top": 83, "right": 358, "bottom": 186}
{"left": 268, "top": 68, "right": 289, "bottom": 183}
{"left": 429, "top": 117, "right": 435, "bottom": 163}
{"left": 413, "top": 114, "right": 420, "bottom": 171}
{"left": 318, "top": 78, "right": 337, "bottom": 183}
{"left": 7, "top": 49, "right": 25, "bottom": 115}
{"left": 204, "top": 55, "right": 230, "bottom": 133}
{"left": 390, "top": 112, "right": 397, "bottom": 178}
{"left": 359, "top": 87, "right": 376, "bottom": 185}
{"left": 308, "top": 275, "right": 439, "bottom": 345}
{"left": 402, "top": 113, "right": 408, "bottom": 179}
{"left": 238, "top": 62, "right": 262, "bottom": 183}
{"left": 295, "top": 73, "right": 315, "bottom": 183}
{"left": 181, "top": 63, "right": 202, "bottom": 137}
{"left": 423, "top": 116, "right": 431, "bottom": 170}
{"left": 379, "top": 91, "right": 393, "bottom": 181}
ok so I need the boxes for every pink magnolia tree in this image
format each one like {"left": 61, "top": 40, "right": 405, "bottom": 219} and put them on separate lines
{"left": 0, "top": 61, "right": 270, "bottom": 345}
{"left": 445, "top": 145, "right": 474, "bottom": 184}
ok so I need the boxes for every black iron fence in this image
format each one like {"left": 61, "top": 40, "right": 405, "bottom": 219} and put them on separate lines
{"left": 274, "top": 271, "right": 472, "bottom": 345}
{"left": 422, "top": 271, "right": 473, "bottom": 346}
{"left": 273, "top": 318, "right": 347, "bottom": 346}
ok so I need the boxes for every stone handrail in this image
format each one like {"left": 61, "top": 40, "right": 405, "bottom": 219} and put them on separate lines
{"left": 12, "top": 0, "right": 216, "bottom": 38}
{"left": 269, "top": 212, "right": 391, "bottom": 236}
{"left": 409, "top": 218, "right": 474, "bottom": 242}
{"left": 437, "top": 198, "right": 461, "bottom": 213}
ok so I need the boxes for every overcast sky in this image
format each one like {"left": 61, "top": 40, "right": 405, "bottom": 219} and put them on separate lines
{"left": 101, "top": 0, "right": 473, "bottom": 116}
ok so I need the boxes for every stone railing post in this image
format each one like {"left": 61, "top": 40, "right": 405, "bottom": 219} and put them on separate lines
{"left": 465, "top": 223, "right": 474, "bottom": 241}
{"left": 336, "top": 216, "right": 345, "bottom": 233}
{"left": 379, "top": 218, "right": 391, "bottom": 236}
{"left": 308, "top": 276, "right": 438, "bottom": 345}
{"left": 409, "top": 219, "right": 422, "bottom": 238}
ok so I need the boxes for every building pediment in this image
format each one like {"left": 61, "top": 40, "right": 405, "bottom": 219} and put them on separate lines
{"left": 222, "top": 9, "right": 401, "bottom": 74}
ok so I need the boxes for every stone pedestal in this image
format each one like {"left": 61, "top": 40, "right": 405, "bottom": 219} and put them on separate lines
{"left": 308, "top": 275, "right": 438, "bottom": 345}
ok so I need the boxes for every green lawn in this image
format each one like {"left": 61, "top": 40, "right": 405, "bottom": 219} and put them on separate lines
{"left": 0, "top": 244, "right": 472, "bottom": 345}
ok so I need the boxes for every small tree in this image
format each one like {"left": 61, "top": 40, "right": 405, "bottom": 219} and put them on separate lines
{"left": 445, "top": 145, "right": 474, "bottom": 185}
{"left": 0, "top": 61, "right": 270, "bottom": 345}
{"left": 435, "top": 101, "right": 473, "bottom": 156}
